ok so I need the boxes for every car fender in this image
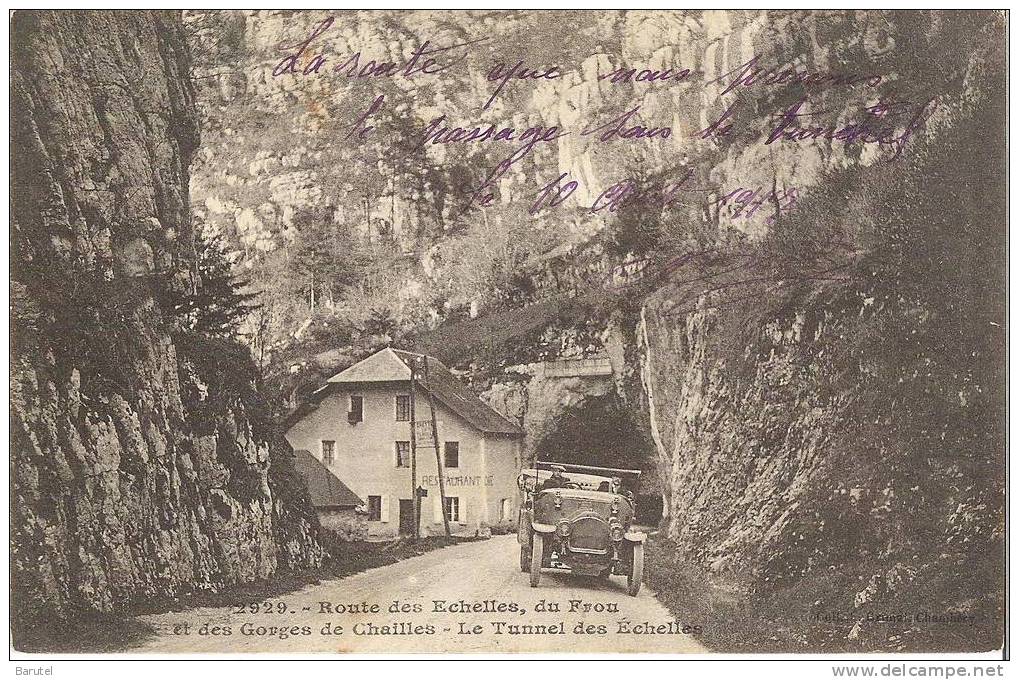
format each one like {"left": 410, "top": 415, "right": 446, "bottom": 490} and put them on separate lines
{"left": 531, "top": 522, "right": 557, "bottom": 534}
{"left": 624, "top": 530, "right": 646, "bottom": 543}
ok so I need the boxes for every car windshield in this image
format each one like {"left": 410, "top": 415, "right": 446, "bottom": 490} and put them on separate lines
{"left": 519, "top": 468, "right": 619, "bottom": 493}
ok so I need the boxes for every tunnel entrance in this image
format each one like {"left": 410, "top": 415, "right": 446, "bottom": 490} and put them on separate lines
{"left": 533, "top": 393, "right": 663, "bottom": 525}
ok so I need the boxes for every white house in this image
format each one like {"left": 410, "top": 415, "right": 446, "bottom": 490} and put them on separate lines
{"left": 284, "top": 348, "right": 524, "bottom": 537}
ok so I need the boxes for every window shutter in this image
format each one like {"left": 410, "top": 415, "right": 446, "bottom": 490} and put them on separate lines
{"left": 461, "top": 498, "right": 468, "bottom": 523}
{"left": 392, "top": 442, "right": 397, "bottom": 468}
{"left": 381, "top": 495, "right": 390, "bottom": 523}
{"left": 433, "top": 495, "right": 442, "bottom": 523}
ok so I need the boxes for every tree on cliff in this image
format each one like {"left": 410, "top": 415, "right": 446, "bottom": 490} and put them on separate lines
{"left": 170, "top": 224, "right": 259, "bottom": 337}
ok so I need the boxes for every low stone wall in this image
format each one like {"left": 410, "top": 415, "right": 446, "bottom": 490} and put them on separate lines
{"left": 318, "top": 508, "right": 367, "bottom": 541}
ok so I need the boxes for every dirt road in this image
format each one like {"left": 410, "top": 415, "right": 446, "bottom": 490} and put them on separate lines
{"left": 130, "top": 534, "right": 707, "bottom": 654}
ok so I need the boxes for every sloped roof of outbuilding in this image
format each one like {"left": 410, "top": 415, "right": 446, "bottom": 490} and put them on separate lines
{"left": 293, "top": 449, "right": 363, "bottom": 509}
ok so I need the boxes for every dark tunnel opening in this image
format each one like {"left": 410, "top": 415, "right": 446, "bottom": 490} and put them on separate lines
{"left": 533, "top": 393, "right": 663, "bottom": 526}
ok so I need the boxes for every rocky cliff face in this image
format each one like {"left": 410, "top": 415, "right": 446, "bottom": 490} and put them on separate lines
{"left": 639, "top": 278, "right": 1003, "bottom": 650}
{"left": 10, "top": 10, "right": 321, "bottom": 636}
{"left": 184, "top": 10, "right": 945, "bottom": 414}
{"left": 635, "top": 14, "right": 1005, "bottom": 647}
{"left": 189, "top": 10, "right": 896, "bottom": 286}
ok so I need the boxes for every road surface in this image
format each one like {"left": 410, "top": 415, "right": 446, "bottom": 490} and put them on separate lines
{"left": 130, "top": 534, "right": 707, "bottom": 654}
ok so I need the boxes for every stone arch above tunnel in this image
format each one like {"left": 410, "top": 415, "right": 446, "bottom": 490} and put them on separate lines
{"left": 483, "top": 367, "right": 615, "bottom": 464}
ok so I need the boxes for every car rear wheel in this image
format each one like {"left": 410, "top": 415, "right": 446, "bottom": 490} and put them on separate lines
{"left": 529, "top": 533, "right": 543, "bottom": 588}
{"left": 519, "top": 544, "right": 530, "bottom": 573}
{"left": 627, "top": 543, "right": 644, "bottom": 596}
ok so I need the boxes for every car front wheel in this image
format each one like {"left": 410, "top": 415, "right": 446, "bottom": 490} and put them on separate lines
{"left": 627, "top": 542, "right": 644, "bottom": 596}
{"left": 529, "top": 533, "right": 543, "bottom": 588}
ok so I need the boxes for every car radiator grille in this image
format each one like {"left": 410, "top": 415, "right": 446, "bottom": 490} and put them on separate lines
{"left": 570, "top": 517, "right": 609, "bottom": 553}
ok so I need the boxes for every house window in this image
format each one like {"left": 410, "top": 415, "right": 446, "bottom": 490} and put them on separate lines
{"left": 443, "top": 441, "right": 459, "bottom": 469}
{"left": 501, "top": 498, "right": 511, "bottom": 522}
{"left": 395, "top": 441, "right": 410, "bottom": 468}
{"left": 443, "top": 496, "right": 460, "bottom": 522}
{"left": 395, "top": 395, "right": 411, "bottom": 421}
{"left": 367, "top": 495, "right": 382, "bottom": 521}
{"left": 321, "top": 440, "right": 335, "bottom": 465}
{"left": 348, "top": 396, "right": 363, "bottom": 423}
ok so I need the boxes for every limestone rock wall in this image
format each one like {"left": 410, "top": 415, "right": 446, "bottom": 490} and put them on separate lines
{"left": 10, "top": 10, "right": 322, "bottom": 626}
{"left": 186, "top": 10, "right": 904, "bottom": 329}
{"left": 633, "top": 13, "right": 1005, "bottom": 646}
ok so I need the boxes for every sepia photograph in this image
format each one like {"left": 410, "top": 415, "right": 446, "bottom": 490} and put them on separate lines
{"left": 7, "top": 6, "right": 1008, "bottom": 664}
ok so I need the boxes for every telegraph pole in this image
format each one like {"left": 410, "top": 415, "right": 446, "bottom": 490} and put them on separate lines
{"left": 422, "top": 356, "right": 452, "bottom": 537}
{"left": 409, "top": 359, "right": 419, "bottom": 539}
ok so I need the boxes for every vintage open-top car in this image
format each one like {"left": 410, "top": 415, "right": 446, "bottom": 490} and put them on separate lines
{"left": 517, "top": 461, "right": 645, "bottom": 595}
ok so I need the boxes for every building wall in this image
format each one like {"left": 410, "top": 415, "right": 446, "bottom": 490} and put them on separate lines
{"left": 483, "top": 435, "right": 524, "bottom": 533}
{"left": 286, "top": 381, "right": 522, "bottom": 538}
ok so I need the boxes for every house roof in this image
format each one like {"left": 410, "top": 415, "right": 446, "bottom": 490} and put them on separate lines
{"left": 391, "top": 349, "right": 522, "bottom": 436}
{"left": 293, "top": 449, "right": 363, "bottom": 508}
{"left": 327, "top": 347, "right": 411, "bottom": 383}
{"left": 313, "top": 347, "right": 523, "bottom": 436}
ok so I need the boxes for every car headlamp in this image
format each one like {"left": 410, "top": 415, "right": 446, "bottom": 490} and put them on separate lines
{"left": 610, "top": 521, "right": 625, "bottom": 542}
{"left": 556, "top": 520, "right": 572, "bottom": 538}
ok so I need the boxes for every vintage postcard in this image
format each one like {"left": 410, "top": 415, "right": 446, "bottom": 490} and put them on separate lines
{"left": 8, "top": 7, "right": 1008, "bottom": 663}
